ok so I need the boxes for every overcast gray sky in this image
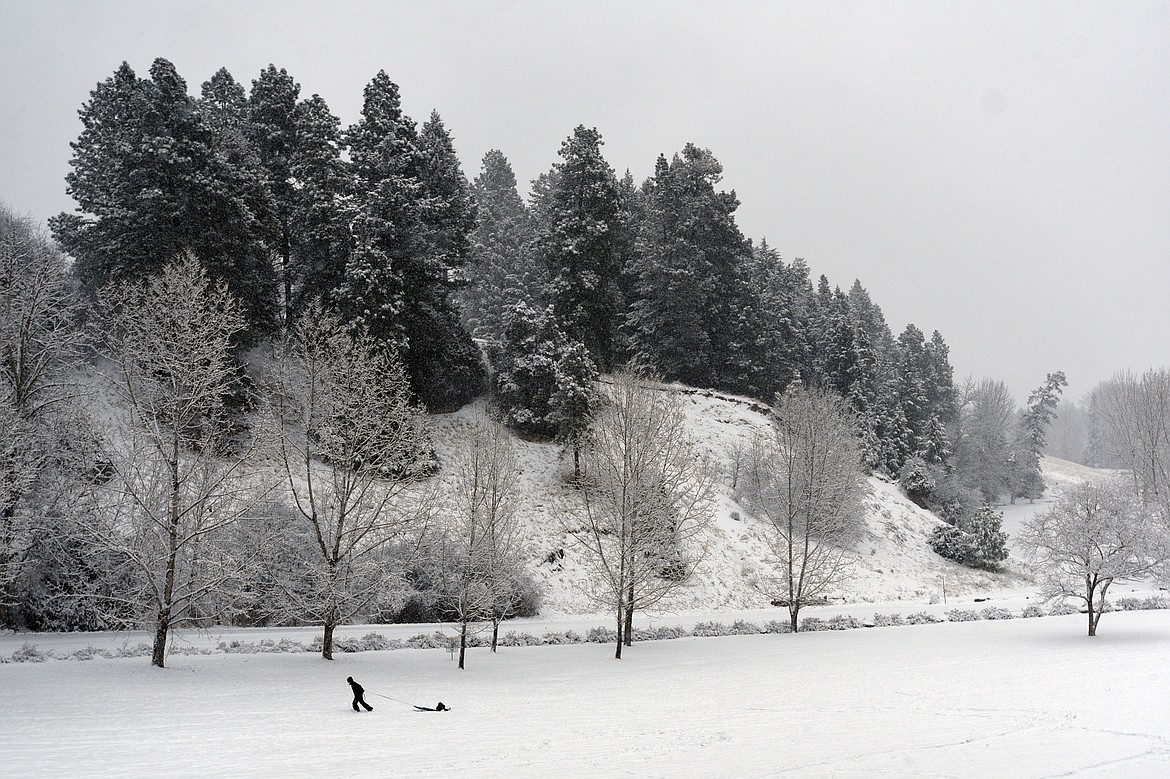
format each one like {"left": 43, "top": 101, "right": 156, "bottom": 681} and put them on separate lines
{"left": 2, "top": 0, "right": 1167, "bottom": 402}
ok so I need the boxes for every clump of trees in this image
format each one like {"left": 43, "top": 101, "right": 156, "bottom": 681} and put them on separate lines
{"left": 9, "top": 54, "right": 1102, "bottom": 657}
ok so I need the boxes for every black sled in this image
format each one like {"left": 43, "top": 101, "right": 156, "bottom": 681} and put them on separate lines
{"left": 414, "top": 702, "right": 449, "bottom": 712}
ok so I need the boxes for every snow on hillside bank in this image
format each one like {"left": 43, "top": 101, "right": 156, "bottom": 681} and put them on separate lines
{"left": 429, "top": 387, "right": 1038, "bottom": 618}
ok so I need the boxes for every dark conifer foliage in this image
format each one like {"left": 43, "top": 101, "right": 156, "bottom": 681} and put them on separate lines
{"left": 287, "top": 94, "right": 353, "bottom": 319}
{"left": 626, "top": 145, "right": 761, "bottom": 395}
{"left": 461, "top": 149, "right": 542, "bottom": 345}
{"left": 537, "top": 126, "right": 623, "bottom": 369}
{"left": 341, "top": 73, "right": 484, "bottom": 409}
{"left": 491, "top": 301, "right": 597, "bottom": 446}
{"left": 52, "top": 59, "right": 277, "bottom": 336}
{"left": 247, "top": 65, "right": 301, "bottom": 326}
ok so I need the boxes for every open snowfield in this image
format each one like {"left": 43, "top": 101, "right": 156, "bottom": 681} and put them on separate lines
{"left": 2, "top": 609, "right": 1169, "bottom": 778}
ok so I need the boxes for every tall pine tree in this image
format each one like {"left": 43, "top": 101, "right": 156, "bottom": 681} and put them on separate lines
{"left": 537, "top": 126, "right": 623, "bottom": 369}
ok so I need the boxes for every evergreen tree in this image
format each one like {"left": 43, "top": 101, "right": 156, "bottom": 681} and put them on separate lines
{"left": 626, "top": 145, "right": 757, "bottom": 393}
{"left": 461, "top": 149, "right": 542, "bottom": 344}
{"left": 491, "top": 301, "right": 597, "bottom": 452}
{"left": 341, "top": 72, "right": 483, "bottom": 409}
{"left": 1012, "top": 371, "right": 1068, "bottom": 501}
{"left": 418, "top": 111, "right": 477, "bottom": 269}
{"left": 52, "top": 59, "right": 277, "bottom": 335}
{"left": 287, "top": 94, "right": 354, "bottom": 318}
{"left": 537, "top": 126, "right": 623, "bottom": 368}
{"left": 247, "top": 65, "right": 301, "bottom": 325}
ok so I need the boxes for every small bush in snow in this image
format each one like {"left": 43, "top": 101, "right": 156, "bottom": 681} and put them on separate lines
{"left": 763, "top": 620, "right": 792, "bottom": 634}
{"left": 586, "top": 626, "right": 617, "bottom": 643}
{"left": 946, "top": 609, "right": 980, "bottom": 622}
{"left": 905, "top": 611, "right": 942, "bottom": 625}
{"left": 540, "top": 630, "right": 583, "bottom": 645}
{"left": 1048, "top": 602, "right": 1079, "bottom": 616}
{"left": 873, "top": 613, "right": 904, "bottom": 627}
{"left": 980, "top": 607, "right": 1013, "bottom": 620}
{"left": 67, "top": 646, "right": 111, "bottom": 661}
{"left": 799, "top": 617, "right": 828, "bottom": 632}
{"left": 1117, "top": 595, "right": 1170, "bottom": 611}
{"left": 404, "top": 632, "right": 447, "bottom": 649}
{"left": 498, "top": 631, "right": 542, "bottom": 647}
{"left": 632, "top": 625, "right": 688, "bottom": 642}
{"left": 728, "top": 620, "right": 762, "bottom": 635}
{"left": 691, "top": 621, "right": 729, "bottom": 637}
{"left": 1020, "top": 604, "right": 1046, "bottom": 618}
{"left": 10, "top": 643, "right": 52, "bottom": 663}
{"left": 826, "top": 615, "right": 863, "bottom": 630}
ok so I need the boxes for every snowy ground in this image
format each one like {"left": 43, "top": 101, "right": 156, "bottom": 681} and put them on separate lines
{"left": 2, "top": 610, "right": 1169, "bottom": 778}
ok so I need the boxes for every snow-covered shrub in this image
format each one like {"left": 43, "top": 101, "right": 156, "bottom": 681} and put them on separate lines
{"left": 498, "top": 631, "right": 542, "bottom": 647}
{"left": 540, "top": 630, "right": 583, "bottom": 645}
{"left": 68, "top": 646, "right": 113, "bottom": 661}
{"left": 898, "top": 457, "right": 935, "bottom": 508}
{"left": 905, "top": 611, "right": 942, "bottom": 625}
{"left": 873, "top": 613, "right": 904, "bottom": 627}
{"left": 404, "top": 632, "right": 448, "bottom": 649}
{"left": 826, "top": 615, "right": 863, "bottom": 630}
{"left": 1020, "top": 604, "right": 1046, "bottom": 618}
{"left": 1048, "top": 602, "right": 1079, "bottom": 616}
{"left": 586, "top": 626, "right": 617, "bottom": 643}
{"left": 928, "top": 524, "right": 966, "bottom": 562}
{"left": 928, "top": 505, "right": 1009, "bottom": 570}
{"left": 691, "top": 621, "right": 730, "bottom": 637}
{"left": 10, "top": 643, "right": 52, "bottom": 662}
{"left": 728, "top": 620, "right": 762, "bottom": 635}
{"left": 980, "top": 606, "right": 1013, "bottom": 620}
{"left": 799, "top": 617, "right": 828, "bottom": 632}
{"left": 763, "top": 620, "right": 792, "bottom": 634}
{"left": 112, "top": 642, "right": 152, "bottom": 658}
{"left": 1117, "top": 596, "right": 1170, "bottom": 611}
{"left": 632, "top": 625, "right": 688, "bottom": 642}
{"left": 946, "top": 609, "right": 980, "bottom": 622}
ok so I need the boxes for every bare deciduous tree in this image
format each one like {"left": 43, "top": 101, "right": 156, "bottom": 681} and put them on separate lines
{"left": 84, "top": 255, "right": 265, "bottom": 667}
{"left": 442, "top": 408, "right": 525, "bottom": 668}
{"left": 1018, "top": 479, "right": 1169, "bottom": 636}
{"left": 263, "top": 305, "right": 432, "bottom": 660}
{"left": 0, "top": 206, "right": 86, "bottom": 623}
{"left": 737, "top": 386, "right": 865, "bottom": 632}
{"left": 574, "top": 372, "right": 715, "bottom": 659}
{"left": 1089, "top": 369, "right": 1170, "bottom": 519}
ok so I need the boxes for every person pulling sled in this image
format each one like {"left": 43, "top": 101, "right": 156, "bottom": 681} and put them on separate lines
{"left": 347, "top": 676, "right": 374, "bottom": 712}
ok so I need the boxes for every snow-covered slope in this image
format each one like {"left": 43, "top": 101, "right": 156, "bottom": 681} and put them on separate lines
{"left": 428, "top": 386, "right": 1049, "bottom": 617}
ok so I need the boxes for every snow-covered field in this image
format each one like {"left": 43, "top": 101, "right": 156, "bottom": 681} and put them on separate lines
{"left": 2, "top": 610, "right": 1168, "bottom": 778}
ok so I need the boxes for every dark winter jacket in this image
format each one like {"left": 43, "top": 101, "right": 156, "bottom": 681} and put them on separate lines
{"left": 347, "top": 677, "right": 365, "bottom": 696}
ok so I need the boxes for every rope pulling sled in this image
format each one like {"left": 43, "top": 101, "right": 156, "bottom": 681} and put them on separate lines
{"left": 368, "top": 691, "right": 450, "bottom": 711}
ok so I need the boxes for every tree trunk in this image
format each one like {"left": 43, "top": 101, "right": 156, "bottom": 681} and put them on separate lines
{"left": 151, "top": 608, "right": 170, "bottom": 668}
{"left": 322, "top": 621, "right": 335, "bottom": 660}
{"left": 614, "top": 607, "right": 624, "bottom": 659}
{"left": 623, "top": 582, "right": 635, "bottom": 647}
{"left": 281, "top": 227, "right": 292, "bottom": 328}
{"left": 491, "top": 617, "right": 500, "bottom": 652}
{"left": 459, "top": 619, "right": 468, "bottom": 669}
{"left": 789, "top": 603, "right": 800, "bottom": 634}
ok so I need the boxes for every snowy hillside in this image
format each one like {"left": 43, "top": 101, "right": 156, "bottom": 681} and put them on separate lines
{"left": 428, "top": 385, "right": 1045, "bottom": 618}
